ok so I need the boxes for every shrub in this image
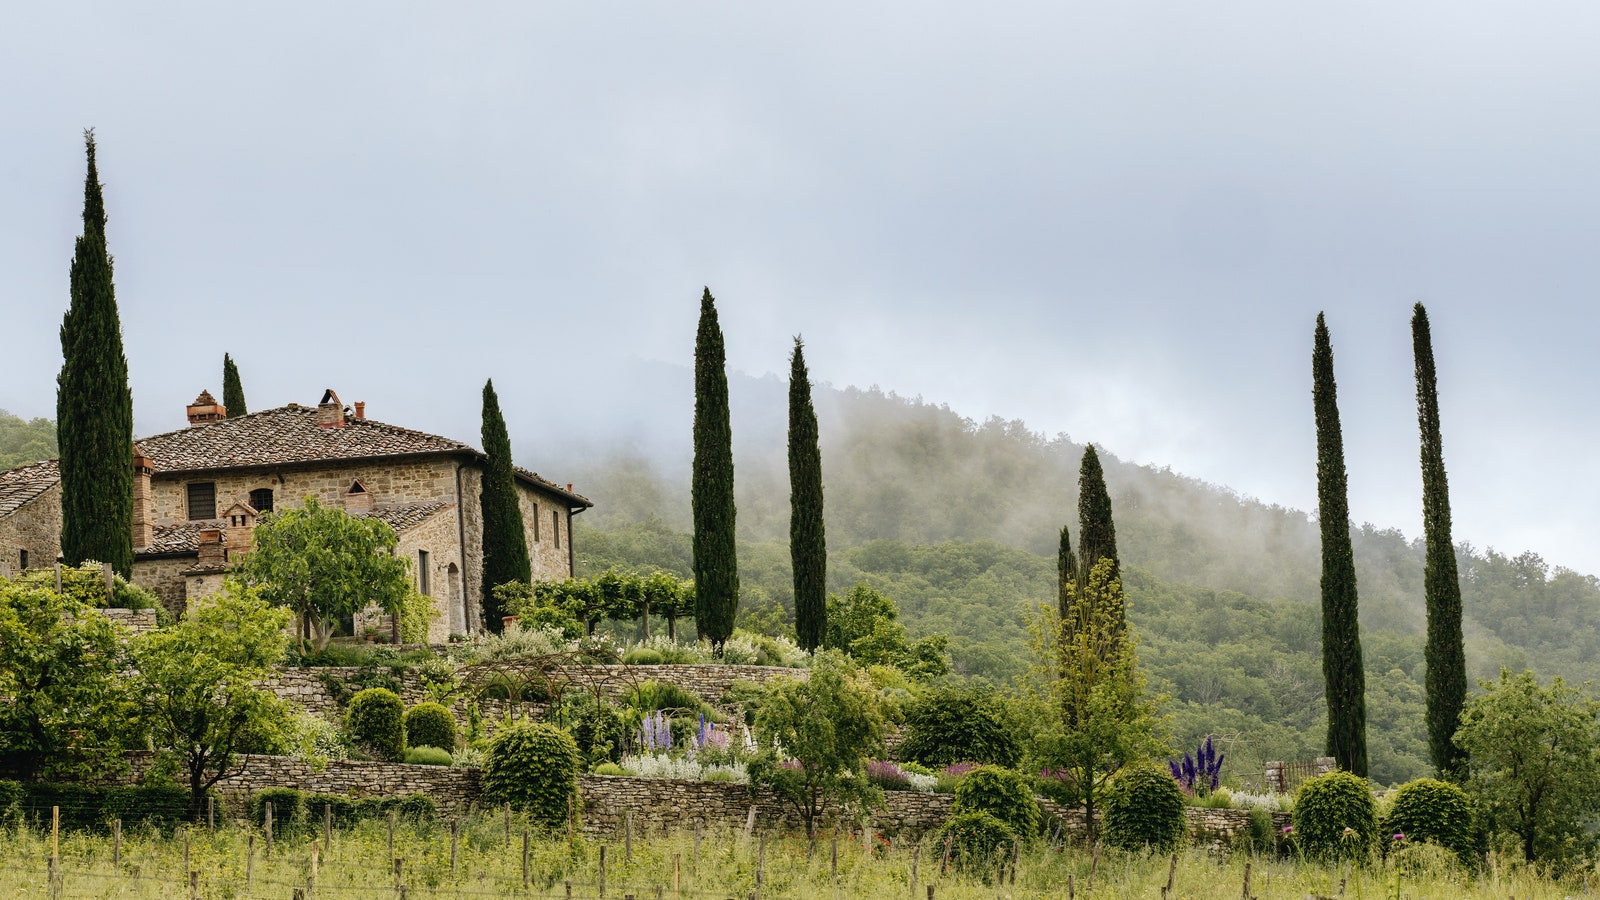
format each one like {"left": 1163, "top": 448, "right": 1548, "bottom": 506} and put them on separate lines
{"left": 404, "top": 745, "right": 453, "bottom": 766}
{"left": 1033, "top": 768, "right": 1079, "bottom": 806}
{"left": 0, "top": 781, "right": 190, "bottom": 833}
{"left": 1292, "top": 770, "right": 1378, "bottom": 861}
{"left": 952, "top": 765, "right": 1040, "bottom": 839}
{"left": 935, "top": 811, "right": 1017, "bottom": 875}
{"left": 623, "top": 647, "right": 664, "bottom": 665}
{"left": 898, "top": 683, "right": 1020, "bottom": 769}
{"left": 347, "top": 688, "right": 406, "bottom": 761}
{"left": 1103, "top": 763, "right": 1187, "bottom": 852}
{"left": 1383, "top": 778, "right": 1475, "bottom": 865}
{"left": 481, "top": 721, "right": 581, "bottom": 829}
{"left": 250, "top": 788, "right": 307, "bottom": 837}
{"left": 626, "top": 680, "right": 714, "bottom": 716}
{"left": 552, "top": 692, "right": 628, "bottom": 767}
{"left": 592, "top": 762, "right": 628, "bottom": 776}
{"left": 404, "top": 702, "right": 458, "bottom": 752}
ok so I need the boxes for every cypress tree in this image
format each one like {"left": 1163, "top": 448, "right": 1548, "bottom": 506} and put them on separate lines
{"left": 1413, "top": 303, "right": 1467, "bottom": 778}
{"left": 57, "top": 130, "right": 133, "bottom": 576}
{"left": 1076, "top": 445, "right": 1122, "bottom": 631}
{"left": 222, "top": 353, "right": 247, "bottom": 417}
{"left": 479, "top": 378, "right": 530, "bottom": 632}
{"left": 1057, "top": 524, "right": 1077, "bottom": 621}
{"left": 1313, "top": 312, "right": 1368, "bottom": 777}
{"left": 788, "top": 337, "right": 826, "bottom": 653}
{"left": 692, "top": 288, "right": 739, "bottom": 651}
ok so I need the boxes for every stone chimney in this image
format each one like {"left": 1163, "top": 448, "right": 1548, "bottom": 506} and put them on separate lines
{"left": 316, "top": 389, "right": 346, "bottom": 428}
{"left": 197, "top": 527, "right": 226, "bottom": 566}
{"left": 186, "top": 390, "right": 225, "bottom": 426}
{"left": 221, "top": 503, "right": 257, "bottom": 559}
{"left": 131, "top": 452, "right": 154, "bottom": 548}
{"left": 344, "top": 479, "right": 372, "bottom": 514}
{"left": 354, "top": 401, "right": 366, "bottom": 420}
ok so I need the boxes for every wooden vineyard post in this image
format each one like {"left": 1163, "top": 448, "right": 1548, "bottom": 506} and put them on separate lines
{"left": 1242, "top": 859, "right": 1252, "bottom": 899}
{"left": 189, "top": 870, "right": 198, "bottom": 900}
{"left": 264, "top": 801, "right": 274, "bottom": 857}
{"left": 522, "top": 830, "right": 530, "bottom": 889}
{"left": 505, "top": 802, "right": 512, "bottom": 848}
{"left": 392, "top": 857, "right": 403, "bottom": 891}
{"left": 323, "top": 802, "right": 332, "bottom": 855}
{"left": 940, "top": 835, "right": 953, "bottom": 875}
{"left": 693, "top": 825, "right": 702, "bottom": 876}
{"left": 831, "top": 835, "right": 838, "bottom": 878}
{"left": 744, "top": 806, "right": 756, "bottom": 840}
{"left": 112, "top": 819, "right": 121, "bottom": 868}
{"left": 673, "top": 853, "right": 681, "bottom": 895}
{"left": 246, "top": 834, "right": 255, "bottom": 890}
{"left": 1160, "top": 852, "right": 1178, "bottom": 898}
{"left": 756, "top": 833, "right": 766, "bottom": 892}
{"left": 450, "top": 818, "right": 459, "bottom": 874}
{"left": 598, "top": 845, "right": 607, "bottom": 898}
{"left": 910, "top": 845, "right": 919, "bottom": 898}
{"left": 208, "top": 795, "right": 215, "bottom": 833}
{"left": 625, "top": 810, "right": 633, "bottom": 863}
{"left": 51, "top": 805, "right": 59, "bottom": 862}
{"left": 388, "top": 811, "right": 396, "bottom": 860}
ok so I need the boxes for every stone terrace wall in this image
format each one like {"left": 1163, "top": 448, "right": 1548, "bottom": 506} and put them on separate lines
{"left": 97, "top": 608, "right": 159, "bottom": 633}
{"left": 126, "top": 753, "right": 479, "bottom": 816}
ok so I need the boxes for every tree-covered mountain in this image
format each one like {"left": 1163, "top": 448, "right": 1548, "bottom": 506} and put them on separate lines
{"left": 0, "top": 410, "right": 56, "bottom": 471}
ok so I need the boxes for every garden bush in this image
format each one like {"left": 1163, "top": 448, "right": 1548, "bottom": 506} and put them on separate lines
{"left": 1102, "top": 763, "right": 1187, "bottom": 852}
{"left": 898, "top": 683, "right": 1020, "bottom": 769}
{"left": 1383, "top": 778, "right": 1475, "bottom": 865}
{"left": 404, "top": 702, "right": 457, "bottom": 751}
{"left": 623, "top": 647, "right": 664, "bottom": 665}
{"left": 250, "top": 788, "right": 307, "bottom": 837}
{"left": 404, "top": 745, "right": 453, "bottom": 766}
{"left": 347, "top": 688, "right": 406, "bottom": 760}
{"left": 952, "top": 765, "right": 1040, "bottom": 839}
{"left": 592, "top": 762, "right": 628, "bottom": 776}
{"left": 625, "top": 680, "right": 715, "bottom": 717}
{"left": 0, "top": 781, "right": 190, "bottom": 833}
{"left": 249, "top": 789, "right": 436, "bottom": 833}
{"left": 1292, "top": 770, "right": 1378, "bottom": 861}
{"left": 553, "top": 692, "right": 628, "bottom": 766}
{"left": 481, "top": 722, "right": 581, "bottom": 829}
{"left": 935, "top": 810, "right": 1017, "bottom": 875}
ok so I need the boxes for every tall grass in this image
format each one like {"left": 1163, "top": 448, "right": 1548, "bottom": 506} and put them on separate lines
{"left": 0, "top": 809, "right": 1579, "bottom": 898}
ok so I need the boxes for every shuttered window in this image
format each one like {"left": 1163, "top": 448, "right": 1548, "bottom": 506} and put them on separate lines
{"left": 187, "top": 482, "right": 216, "bottom": 520}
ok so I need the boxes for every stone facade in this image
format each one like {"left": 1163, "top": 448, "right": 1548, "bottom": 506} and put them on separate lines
{"left": 148, "top": 458, "right": 460, "bottom": 527}
{"left": 98, "top": 607, "right": 159, "bottom": 633}
{"left": 388, "top": 502, "right": 464, "bottom": 642}
{"left": 0, "top": 481, "right": 60, "bottom": 579}
{"left": 130, "top": 556, "right": 195, "bottom": 616}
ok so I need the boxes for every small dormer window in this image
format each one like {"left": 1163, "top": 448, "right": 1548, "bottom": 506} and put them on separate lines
{"left": 249, "top": 488, "right": 274, "bottom": 514}
{"left": 187, "top": 482, "right": 217, "bottom": 520}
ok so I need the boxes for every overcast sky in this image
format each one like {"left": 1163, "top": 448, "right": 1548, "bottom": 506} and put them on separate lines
{"left": 5, "top": 3, "right": 1600, "bottom": 573}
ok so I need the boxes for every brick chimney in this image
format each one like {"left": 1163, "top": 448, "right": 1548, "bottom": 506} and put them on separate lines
{"left": 316, "top": 389, "right": 346, "bottom": 428}
{"left": 221, "top": 503, "right": 257, "bottom": 558}
{"left": 344, "top": 479, "right": 372, "bottom": 514}
{"left": 186, "top": 390, "right": 225, "bottom": 426}
{"left": 131, "top": 452, "right": 154, "bottom": 548}
{"left": 197, "top": 528, "right": 226, "bottom": 566}
{"left": 354, "top": 401, "right": 366, "bottom": 420}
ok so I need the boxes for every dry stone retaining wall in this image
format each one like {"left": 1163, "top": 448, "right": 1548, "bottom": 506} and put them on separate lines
{"left": 97, "top": 608, "right": 159, "bottom": 633}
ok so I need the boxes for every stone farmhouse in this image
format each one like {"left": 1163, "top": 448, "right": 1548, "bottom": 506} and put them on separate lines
{"left": 0, "top": 389, "right": 590, "bottom": 640}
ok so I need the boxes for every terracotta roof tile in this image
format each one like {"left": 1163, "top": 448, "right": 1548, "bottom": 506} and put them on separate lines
{"left": 0, "top": 460, "right": 60, "bottom": 517}
{"left": 135, "top": 405, "right": 475, "bottom": 472}
{"left": 360, "top": 500, "right": 455, "bottom": 532}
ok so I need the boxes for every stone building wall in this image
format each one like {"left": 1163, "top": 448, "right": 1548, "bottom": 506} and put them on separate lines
{"left": 0, "top": 483, "right": 61, "bottom": 579}
{"left": 131, "top": 556, "right": 196, "bottom": 617}
{"left": 389, "top": 504, "right": 464, "bottom": 643}
{"left": 147, "top": 458, "right": 462, "bottom": 526}
{"left": 457, "top": 466, "right": 484, "bottom": 632}
{"left": 516, "top": 482, "right": 574, "bottom": 579}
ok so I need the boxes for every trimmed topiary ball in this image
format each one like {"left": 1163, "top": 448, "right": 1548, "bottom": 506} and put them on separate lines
{"left": 934, "top": 810, "right": 1017, "bottom": 875}
{"left": 404, "top": 702, "right": 458, "bottom": 752}
{"left": 347, "top": 688, "right": 406, "bottom": 761}
{"left": 1383, "top": 778, "right": 1474, "bottom": 865}
{"left": 1103, "top": 763, "right": 1187, "bottom": 852}
{"left": 1292, "top": 770, "right": 1378, "bottom": 861}
{"left": 481, "top": 721, "right": 581, "bottom": 829}
{"left": 952, "top": 765, "right": 1040, "bottom": 839}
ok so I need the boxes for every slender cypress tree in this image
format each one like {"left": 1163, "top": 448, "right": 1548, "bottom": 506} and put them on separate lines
{"left": 479, "top": 378, "right": 530, "bottom": 632}
{"left": 1057, "top": 524, "right": 1077, "bottom": 620}
{"left": 1413, "top": 303, "right": 1467, "bottom": 778}
{"left": 222, "top": 353, "right": 248, "bottom": 417}
{"left": 1313, "top": 313, "right": 1368, "bottom": 777}
{"left": 692, "top": 288, "right": 739, "bottom": 651}
{"left": 57, "top": 130, "right": 133, "bottom": 576}
{"left": 788, "top": 337, "right": 826, "bottom": 653}
{"left": 1076, "top": 445, "right": 1122, "bottom": 632}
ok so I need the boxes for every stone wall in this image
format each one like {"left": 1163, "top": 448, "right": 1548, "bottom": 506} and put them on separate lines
{"left": 387, "top": 504, "right": 463, "bottom": 644}
{"left": 148, "top": 458, "right": 460, "bottom": 526}
{"left": 126, "top": 753, "right": 480, "bottom": 815}
{"left": 516, "top": 482, "right": 573, "bottom": 579}
{"left": 0, "top": 482, "right": 61, "bottom": 580}
{"left": 131, "top": 556, "right": 195, "bottom": 618}
{"left": 459, "top": 664, "right": 807, "bottom": 705}
{"left": 98, "top": 607, "right": 159, "bottom": 633}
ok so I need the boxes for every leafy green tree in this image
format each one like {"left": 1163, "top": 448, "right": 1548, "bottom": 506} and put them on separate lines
{"left": 789, "top": 337, "right": 827, "bottom": 653}
{"left": 0, "top": 577, "right": 132, "bottom": 780}
{"left": 1455, "top": 669, "right": 1600, "bottom": 867}
{"left": 1076, "top": 445, "right": 1119, "bottom": 598}
{"left": 222, "top": 353, "right": 247, "bottom": 417}
{"left": 692, "top": 288, "right": 739, "bottom": 651}
{"left": 57, "top": 130, "right": 133, "bottom": 576}
{"left": 1313, "top": 312, "right": 1368, "bottom": 777}
{"left": 480, "top": 378, "right": 531, "bottom": 632}
{"left": 898, "top": 682, "right": 1021, "bottom": 769}
{"left": 235, "top": 497, "right": 411, "bottom": 652}
{"left": 747, "top": 651, "right": 887, "bottom": 837}
{"left": 1412, "top": 303, "right": 1466, "bottom": 779}
{"left": 0, "top": 410, "right": 57, "bottom": 470}
{"left": 481, "top": 721, "right": 581, "bottom": 829}
{"left": 129, "top": 583, "right": 294, "bottom": 819}
{"left": 823, "top": 582, "right": 948, "bottom": 678}
{"left": 1029, "top": 558, "right": 1165, "bottom": 836}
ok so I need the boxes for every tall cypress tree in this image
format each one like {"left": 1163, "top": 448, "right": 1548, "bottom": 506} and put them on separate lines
{"left": 222, "top": 353, "right": 248, "bottom": 417}
{"left": 479, "top": 378, "right": 530, "bottom": 632}
{"left": 1076, "top": 445, "right": 1122, "bottom": 632}
{"left": 57, "top": 130, "right": 133, "bottom": 576}
{"left": 788, "top": 337, "right": 826, "bottom": 653}
{"left": 1057, "top": 524, "right": 1077, "bottom": 620}
{"left": 1313, "top": 313, "right": 1368, "bottom": 777}
{"left": 1413, "top": 303, "right": 1467, "bottom": 778}
{"left": 692, "top": 288, "right": 739, "bottom": 651}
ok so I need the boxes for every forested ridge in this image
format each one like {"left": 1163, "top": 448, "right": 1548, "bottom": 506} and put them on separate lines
{"left": 569, "top": 378, "right": 1600, "bottom": 786}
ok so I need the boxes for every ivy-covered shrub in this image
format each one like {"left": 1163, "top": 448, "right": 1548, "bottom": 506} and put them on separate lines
{"left": 952, "top": 765, "right": 1040, "bottom": 839}
{"left": 1292, "top": 771, "right": 1378, "bottom": 861}
{"left": 404, "top": 702, "right": 458, "bottom": 751}
{"left": 935, "top": 811, "right": 1017, "bottom": 875}
{"left": 0, "top": 781, "right": 190, "bottom": 833}
{"left": 1383, "top": 778, "right": 1475, "bottom": 865}
{"left": 481, "top": 722, "right": 581, "bottom": 829}
{"left": 347, "top": 688, "right": 406, "bottom": 761}
{"left": 404, "top": 745, "right": 453, "bottom": 766}
{"left": 1103, "top": 763, "right": 1187, "bottom": 852}
{"left": 898, "top": 683, "right": 1021, "bottom": 769}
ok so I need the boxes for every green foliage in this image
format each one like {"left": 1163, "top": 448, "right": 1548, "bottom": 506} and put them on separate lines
{"left": 236, "top": 497, "right": 411, "bottom": 652}
{"left": 551, "top": 692, "right": 627, "bottom": 767}
{"left": 249, "top": 789, "right": 436, "bottom": 835}
{"left": 1312, "top": 313, "right": 1368, "bottom": 778}
{"left": 57, "top": 132, "right": 133, "bottom": 576}
{"left": 347, "top": 688, "right": 407, "bottom": 761}
{"left": 788, "top": 337, "right": 827, "bottom": 653}
{"left": 403, "top": 702, "right": 457, "bottom": 752}
{"left": 952, "top": 765, "right": 1041, "bottom": 839}
{"left": 934, "top": 810, "right": 1017, "bottom": 875}
{"left": 1384, "top": 777, "right": 1474, "bottom": 865}
{"left": 0, "top": 576, "right": 132, "bottom": 779}
{"left": 404, "top": 745, "right": 453, "bottom": 766}
{"left": 480, "top": 722, "right": 581, "bottom": 829}
{"left": 624, "top": 647, "right": 664, "bottom": 664}
{"left": 398, "top": 589, "right": 439, "bottom": 644}
{"left": 898, "top": 682, "right": 1020, "bottom": 769}
{"left": 0, "top": 409, "right": 56, "bottom": 470}
{"left": 692, "top": 287, "right": 739, "bottom": 650}
{"left": 1292, "top": 770, "right": 1378, "bottom": 861}
{"left": 222, "top": 353, "right": 247, "bottom": 417}
{"left": 0, "top": 781, "right": 190, "bottom": 833}
{"left": 748, "top": 651, "right": 887, "bottom": 836}
{"left": 1076, "top": 445, "right": 1120, "bottom": 625}
{"left": 823, "top": 583, "right": 948, "bottom": 678}
{"left": 1455, "top": 668, "right": 1600, "bottom": 867}
{"left": 1103, "top": 763, "right": 1187, "bottom": 852}
{"left": 592, "top": 762, "right": 628, "bottom": 776}
{"left": 481, "top": 378, "right": 532, "bottom": 632}
{"left": 625, "top": 681, "right": 716, "bottom": 721}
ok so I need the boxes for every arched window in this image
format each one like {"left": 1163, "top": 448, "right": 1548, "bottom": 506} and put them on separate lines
{"left": 249, "top": 488, "right": 274, "bottom": 514}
